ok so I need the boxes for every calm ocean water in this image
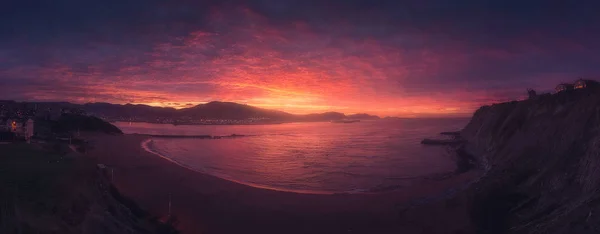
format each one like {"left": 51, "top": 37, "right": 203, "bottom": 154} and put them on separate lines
{"left": 115, "top": 118, "right": 469, "bottom": 194}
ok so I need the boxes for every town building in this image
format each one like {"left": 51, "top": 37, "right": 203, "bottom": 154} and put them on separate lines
{"left": 527, "top": 88, "right": 537, "bottom": 99}
{"left": 574, "top": 78, "right": 600, "bottom": 89}
{"left": 5, "top": 118, "right": 34, "bottom": 141}
{"left": 555, "top": 83, "right": 574, "bottom": 93}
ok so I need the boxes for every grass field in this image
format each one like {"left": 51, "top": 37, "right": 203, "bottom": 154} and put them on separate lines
{"left": 0, "top": 142, "right": 177, "bottom": 234}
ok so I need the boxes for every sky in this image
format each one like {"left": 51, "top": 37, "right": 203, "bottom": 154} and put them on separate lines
{"left": 1, "top": 0, "right": 600, "bottom": 117}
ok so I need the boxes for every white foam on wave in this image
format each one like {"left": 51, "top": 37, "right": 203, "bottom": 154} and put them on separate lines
{"left": 141, "top": 138, "right": 186, "bottom": 167}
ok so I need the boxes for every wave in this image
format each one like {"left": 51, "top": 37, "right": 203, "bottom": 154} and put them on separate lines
{"left": 136, "top": 133, "right": 256, "bottom": 139}
{"left": 136, "top": 133, "right": 305, "bottom": 139}
{"left": 140, "top": 138, "right": 335, "bottom": 195}
{"left": 141, "top": 139, "right": 196, "bottom": 170}
{"left": 334, "top": 186, "right": 403, "bottom": 194}
{"left": 334, "top": 188, "right": 370, "bottom": 195}
{"left": 367, "top": 185, "right": 405, "bottom": 193}
{"left": 140, "top": 137, "right": 458, "bottom": 196}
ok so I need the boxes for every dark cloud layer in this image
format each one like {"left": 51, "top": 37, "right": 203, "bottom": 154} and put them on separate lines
{"left": 1, "top": 0, "right": 600, "bottom": 116}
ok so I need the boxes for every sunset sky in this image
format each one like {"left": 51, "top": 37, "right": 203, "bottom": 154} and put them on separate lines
{"left": 2, "top": 1, "right": 600, "bottom": 117}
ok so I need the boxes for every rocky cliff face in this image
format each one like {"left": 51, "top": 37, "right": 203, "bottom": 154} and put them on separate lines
{"left": 460, "top": 88, "right": 600, "bottom": 234}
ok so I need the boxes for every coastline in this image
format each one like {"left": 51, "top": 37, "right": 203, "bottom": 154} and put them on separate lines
{"left": 86, "top": 133, "right": 481, "bottom": 234}
{"left": 140, "top": 138, "right": 333, "bottom": 195}
{"left": 140, "top": 137, "right": 477, "bottom": 195}
{"left": 0, "top": 141, "right": 178, "bottom": 234}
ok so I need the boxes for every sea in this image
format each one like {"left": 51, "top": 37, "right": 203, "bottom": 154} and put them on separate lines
{"left": 114, "top": 118, "right": 469, "bottom": 194}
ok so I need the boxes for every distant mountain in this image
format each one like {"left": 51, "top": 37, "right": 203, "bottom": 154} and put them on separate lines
{"left": 346, "top": 113, "right": 381, "bottom": 120}
{"left": 178, "top": 102, "right": 355, "bottom": 122}
{"left": 179, "top": 101, "right": 293, "bottom": 120}
{"left": 1, "top": 100, "right": 382, "bottom": 124}
{"left": 295, "top": 112, "right": 346, "bottom": 122}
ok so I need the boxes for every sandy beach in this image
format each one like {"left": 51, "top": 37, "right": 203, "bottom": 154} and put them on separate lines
{"left": 85, "top": 133, "right": 480, "bottom": 234}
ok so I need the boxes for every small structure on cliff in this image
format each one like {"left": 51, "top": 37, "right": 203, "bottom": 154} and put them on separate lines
{"left": 574, "top": 78, "right": 600, "bottom": 89}
{"left": 555, "top": 83, "right": 574, "bottom": 93}
{"left": 527, "top": 88, "right": 537, "bottom": 99}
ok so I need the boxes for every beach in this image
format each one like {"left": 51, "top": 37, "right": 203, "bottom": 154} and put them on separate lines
{"left": 86, "top": 133, "right": 481, "bottom": 234}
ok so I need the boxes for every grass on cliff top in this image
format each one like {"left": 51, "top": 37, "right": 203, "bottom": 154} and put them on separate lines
{"left": 0, "top": 143, "right": 78, "bottom": 208}
{"left": 0, "top": 142, "right": 178, "bottom": 234}
{"left": 0, "top": 143, "right": 83, "bottom": 232}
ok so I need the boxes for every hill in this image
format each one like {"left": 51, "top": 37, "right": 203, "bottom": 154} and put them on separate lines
{"left": 0, "top": 143, "right": 177, "bottom": 234}
{"left": 178, "top": 101, "right": 294, "bottom": 120}
{"left": 84, "top": 103, "right": 177, "bottom": 119}
{"left": 294, "top": 111, "right": 346, "bottom": 122}
{"left": 53, "top": 114, "right": 123, "bottom": 134}
{"left": 346, "top": 113, "right": 381, "bottom": 120}
{"left": 1, "top": 101, "right": 380, "bottom": 124}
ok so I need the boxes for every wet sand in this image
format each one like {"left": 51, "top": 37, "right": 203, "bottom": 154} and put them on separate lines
{"left": 85, "top": 133, "right": 479, "bottom": 234}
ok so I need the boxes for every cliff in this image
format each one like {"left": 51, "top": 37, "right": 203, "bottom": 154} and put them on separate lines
{"left": 460, "top": 88, "right": 600, "bottom": 233}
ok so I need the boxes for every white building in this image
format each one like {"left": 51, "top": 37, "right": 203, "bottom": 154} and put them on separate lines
{"left": 7, "top": 119, "right": 34, "bottom": 140}
{"left": 25, "top": 119, "right": 34, "bottom": 140}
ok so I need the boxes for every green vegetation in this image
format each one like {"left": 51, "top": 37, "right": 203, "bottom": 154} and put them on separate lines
{"left": 0, "top": 143, "right": 176, "bottom": 234}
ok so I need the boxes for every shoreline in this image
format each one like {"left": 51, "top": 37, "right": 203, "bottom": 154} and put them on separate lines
{"left": 86, "top": 133, "right": 481, "bottom": 234}
{"left": 141, "top": 136, "right": 476, "bottom": 195}
{"left": 141, "top": 138, "right": 334, "bottom": 195}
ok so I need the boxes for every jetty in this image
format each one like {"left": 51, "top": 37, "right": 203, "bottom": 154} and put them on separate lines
{"left": 138, "top": 134, "right": 252, "bottom": 139}
{"left": 420, "top": 138, "right": 465, "bottom": 146}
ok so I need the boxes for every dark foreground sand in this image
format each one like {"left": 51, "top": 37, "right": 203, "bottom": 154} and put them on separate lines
{"left": 86, "top": 133, "right": 480, "bottom": 234}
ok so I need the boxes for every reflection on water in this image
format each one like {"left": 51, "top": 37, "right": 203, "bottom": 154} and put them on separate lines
{"left": 116, "top": 119, "right": 469, "bottom": 193}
